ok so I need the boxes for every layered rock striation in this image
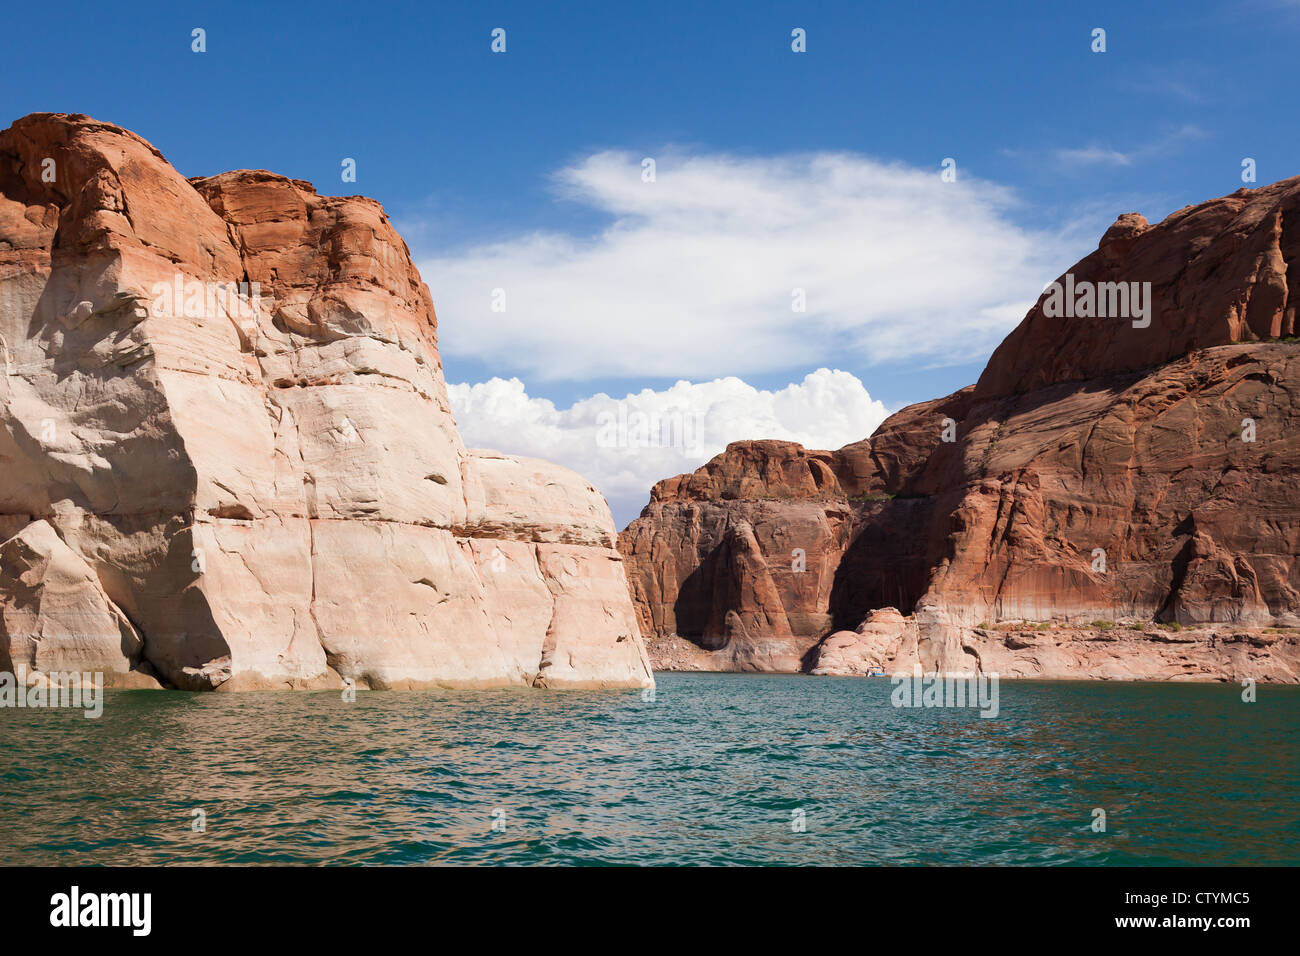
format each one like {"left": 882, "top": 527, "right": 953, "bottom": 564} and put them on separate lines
{"left": 620, "top": 178, "right": 1300, "bottom": 681}
{"left": 0, "top": 113, "right": 652, "bottom": 690}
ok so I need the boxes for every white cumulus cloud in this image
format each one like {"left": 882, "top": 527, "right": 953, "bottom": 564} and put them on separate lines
{"left": 448, "top": 369, "right": 889, "bottom": 528}
{"left": 421, "top": 149, "right": 1074, "bottom": 382}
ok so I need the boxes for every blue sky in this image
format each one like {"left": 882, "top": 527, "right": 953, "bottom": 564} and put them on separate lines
{"left": 4, "top": 0, "right": 1297, "bottom": 522}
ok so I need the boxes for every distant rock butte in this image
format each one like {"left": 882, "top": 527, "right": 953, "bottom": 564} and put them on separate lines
{"left": 0, "top": 113, "right": 652, "bottom": 690}
{"left": 620, "top": 177, "right": 1300, "bottom": 681}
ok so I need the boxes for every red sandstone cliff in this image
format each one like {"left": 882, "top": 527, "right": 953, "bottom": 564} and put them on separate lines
{"left": 619, "top": 178, "right": 1300, "bottom": 680}
{"left": 0, "top": 113, "right": 653, "bottom": 690}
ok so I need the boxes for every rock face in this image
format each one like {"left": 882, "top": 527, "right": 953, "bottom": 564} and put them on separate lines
{"left": 0, "top": 113, "right": 652, "bottom": 691}
{"left": 0, "top": 520, "right": 158, "bottom": 687}
{"left": 620, "top": 177, "right": 1300, "bottom": 681}
{"left": 805, "top": 607, "right": 1298, "bottom": 683}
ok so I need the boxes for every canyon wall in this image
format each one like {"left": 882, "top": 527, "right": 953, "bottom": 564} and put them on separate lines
{"left": 0, "top": 113, "right": 652, "bottom": 691}
{"left": 620, "top": 179, "right": 1300, "bottom": 680}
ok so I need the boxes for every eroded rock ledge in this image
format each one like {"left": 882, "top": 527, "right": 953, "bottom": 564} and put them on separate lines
{"left": 620, "top": 176, "right": 1300, "bottom": 682}
{"left": 805, "top": 607, "right": 1298, "bottom": 682}
{"left": 0, "top": 113, "right": 652, "bottom": 691}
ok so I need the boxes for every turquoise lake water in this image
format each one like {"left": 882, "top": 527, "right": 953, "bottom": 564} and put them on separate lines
{"left": 1, "top": 673, "right": 1296, "bottom": 865}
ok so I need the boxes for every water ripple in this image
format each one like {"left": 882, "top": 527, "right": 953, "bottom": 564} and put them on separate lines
{"left": 0, "top": 674, "right": 1296, "bottom": 865}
